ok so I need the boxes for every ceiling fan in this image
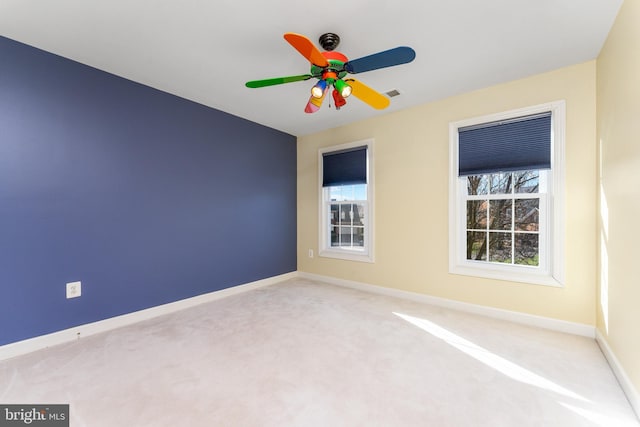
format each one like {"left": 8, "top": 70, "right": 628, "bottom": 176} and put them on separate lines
{"left": 245, "top": 32, "right": 416, "bottom": 113}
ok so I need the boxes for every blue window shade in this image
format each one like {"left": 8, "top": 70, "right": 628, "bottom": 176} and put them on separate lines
{"left": 458, "top": 112, "right": 551, "bottom": 176}
{"left": 322, "top": 146, "right": 367, "bottom": 187}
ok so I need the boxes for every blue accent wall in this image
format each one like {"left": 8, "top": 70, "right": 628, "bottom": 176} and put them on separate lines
{"left": 0, "top": 36, "right": 297, "bottom": 346}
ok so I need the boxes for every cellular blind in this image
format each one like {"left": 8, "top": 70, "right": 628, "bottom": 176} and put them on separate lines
{"left": 458, "top": 112, "right": 551, "bottom": 176}
{"left": 322, "top": 146, "right": 367, "bottom": 187}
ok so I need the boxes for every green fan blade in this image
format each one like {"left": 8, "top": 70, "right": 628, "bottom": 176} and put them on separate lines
{"left": 246, "top": 74, "right": 312, "bottom": 88}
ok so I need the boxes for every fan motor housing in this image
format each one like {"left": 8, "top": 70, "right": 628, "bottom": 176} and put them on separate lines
{"left": 310, "top": 52, "right": 349, "bottom": 80}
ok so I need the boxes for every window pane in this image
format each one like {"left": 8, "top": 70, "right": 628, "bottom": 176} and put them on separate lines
{"left": 341, "top": 185, "right": 354, "bottom": 201}
{"left": 330, "top": 226, "right": 339, "bottom": 247}
{"left": 329, "top": 186, "right": 342, "bottom": 201}
{"left": 353, "top": 227, "right": 365, "bottom": 247}
{"left": 352, "top": 203, "right": 365, "bottom": 226}
{"left": 467, "top": 200, "right": 487, "bottom": 229}
{"left": 515, "top": 199, "right": 539, "bottom": 231}
{"left": 514, "top": 171, "right": 539, "bottom": 193}
{"left": 340, "top": 204, "right": 352, "bottom": 225}
{"left": 489, "top": 199, "right": 512, "bottom": 230}
{"left": 467, "top": 175, "right": 489, "bottom": 195}
{"left": 353, "top": 184, "right": 367, "bottom": 201}
{"left": 466, "top": 231, "right": 487, "bottom": 261}
{"left": 339, "top": 226, "right": 352, "bottom": 246}
{"left": 490, "top": 173, "right": 513, "bottom": 194}
{"left": 330, "top": 204, "right": 339, "bottom": 225}
{"left": 515, "top": 233, "right": 539, "bottom": 265}
{"left": 329, "top": 184, "right": 367, "bottom": 201}
{"left": 489, "top": 232, "right": 512, "bottom": 263}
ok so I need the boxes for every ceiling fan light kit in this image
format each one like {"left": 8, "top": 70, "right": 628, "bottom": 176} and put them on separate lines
{"left": 245, "top": 32, "right": 416, "bottom": 114}
{"left": 311, "top": 80, "right": 327, "bottom": 98}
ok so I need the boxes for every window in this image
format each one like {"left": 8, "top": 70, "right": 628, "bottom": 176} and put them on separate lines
{"left": 319, "top": 140, "right": 374, "bottom": 262}
{"left": 449, "top": 102, "right": 565, "bottom": 286}
{"left": 465, "top": 170, "right": 545, "bottom": 265}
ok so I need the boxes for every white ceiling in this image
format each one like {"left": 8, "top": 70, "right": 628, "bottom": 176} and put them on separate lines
{"left": 0, "top": 0, "right": 623, "bottom": 137}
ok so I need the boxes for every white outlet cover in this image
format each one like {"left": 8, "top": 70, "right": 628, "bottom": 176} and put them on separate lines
{"left": 66, "top": 281, "right": 82, "bottom": 299}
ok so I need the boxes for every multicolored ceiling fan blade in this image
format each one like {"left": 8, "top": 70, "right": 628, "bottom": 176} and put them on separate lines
{"left": 304, "top": 87, "right": 328, "bottom": 114}
{"left": 344, "top": 46, "right": 416, "bottom": 74}
{"left": 345, "top": 79, "right": 390, "bottom": 110}
{"left": 245, "top": 74, "right": 312, "bottom": 88}
{"left": 304, "top": 97, "right": 320, "bottom": 114}
{"left": 284, "top": 33, "right": 329, "bottom": 68}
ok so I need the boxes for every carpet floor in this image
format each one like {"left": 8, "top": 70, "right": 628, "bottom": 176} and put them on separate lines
{"left": 0, "top": 278, "right": 637, "bottom": 426}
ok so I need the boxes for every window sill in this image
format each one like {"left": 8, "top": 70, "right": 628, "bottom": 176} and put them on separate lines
{"left": 449, "top": 263, "right": 563, "bottom": 287}
{"left": 319, "top": 249, "right": 374, "bottom": 263}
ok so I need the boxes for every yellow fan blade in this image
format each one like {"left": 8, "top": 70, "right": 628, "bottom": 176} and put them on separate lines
{"left": 345, "top": 79, "right": 390, "bottom": 110}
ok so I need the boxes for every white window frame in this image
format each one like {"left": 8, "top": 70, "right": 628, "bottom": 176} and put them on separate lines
{"left": 318, "top": 139, "right": 374, "bottom": 263}
{"left": 448, "top": 101, "right": 565, "bottom": 287}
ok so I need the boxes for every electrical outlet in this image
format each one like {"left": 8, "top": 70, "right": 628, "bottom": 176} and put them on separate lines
{"left": 66, "top": 281, "right": 82, "bottom": 299}
{"left": 308, "top": 249, "right": 314, "bottom": 258}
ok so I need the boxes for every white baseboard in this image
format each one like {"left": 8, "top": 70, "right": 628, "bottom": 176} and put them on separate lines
{"left": 0, "top": 272, "right": 297, "bottom": 362}
{"left": 298, "top": 272, "right": 596, "bottom": 338}
{"left": 596, "top": 330, "right": 640, "bottom": 420}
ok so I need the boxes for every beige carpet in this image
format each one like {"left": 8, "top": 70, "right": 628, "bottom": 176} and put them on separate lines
{"left": 0, "top": 278, "right": 637, "bottom": 426}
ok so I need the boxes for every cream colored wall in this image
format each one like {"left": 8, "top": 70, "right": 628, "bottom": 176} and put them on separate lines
{"left": 596, "top": 0, "right": 640, "bottom": 396}
{"left": 298, "top": 61, "right": 597, "bottom": 325}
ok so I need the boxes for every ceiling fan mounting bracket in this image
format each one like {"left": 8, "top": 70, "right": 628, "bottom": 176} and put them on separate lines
{"left": 319, "top": 33, "right": 340, "bottom": 51}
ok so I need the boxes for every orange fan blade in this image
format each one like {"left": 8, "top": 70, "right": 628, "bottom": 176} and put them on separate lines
{"left": 284, "top": 33, "right": 329, "bottom": 68}
{"left": 345, "top": 79, "right": 390, "bottom": 110}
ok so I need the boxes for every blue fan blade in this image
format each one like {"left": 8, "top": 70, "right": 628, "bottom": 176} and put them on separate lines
{"left": 345, "top": 46, "right": 416, "bottom": 74}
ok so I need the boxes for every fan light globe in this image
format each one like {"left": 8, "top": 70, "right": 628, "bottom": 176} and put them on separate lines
{"left": 335, "top": 79, "right": 352, "bottom": 98}
{"left": 311, "top": 80, "right": 327, "bottom": 98}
